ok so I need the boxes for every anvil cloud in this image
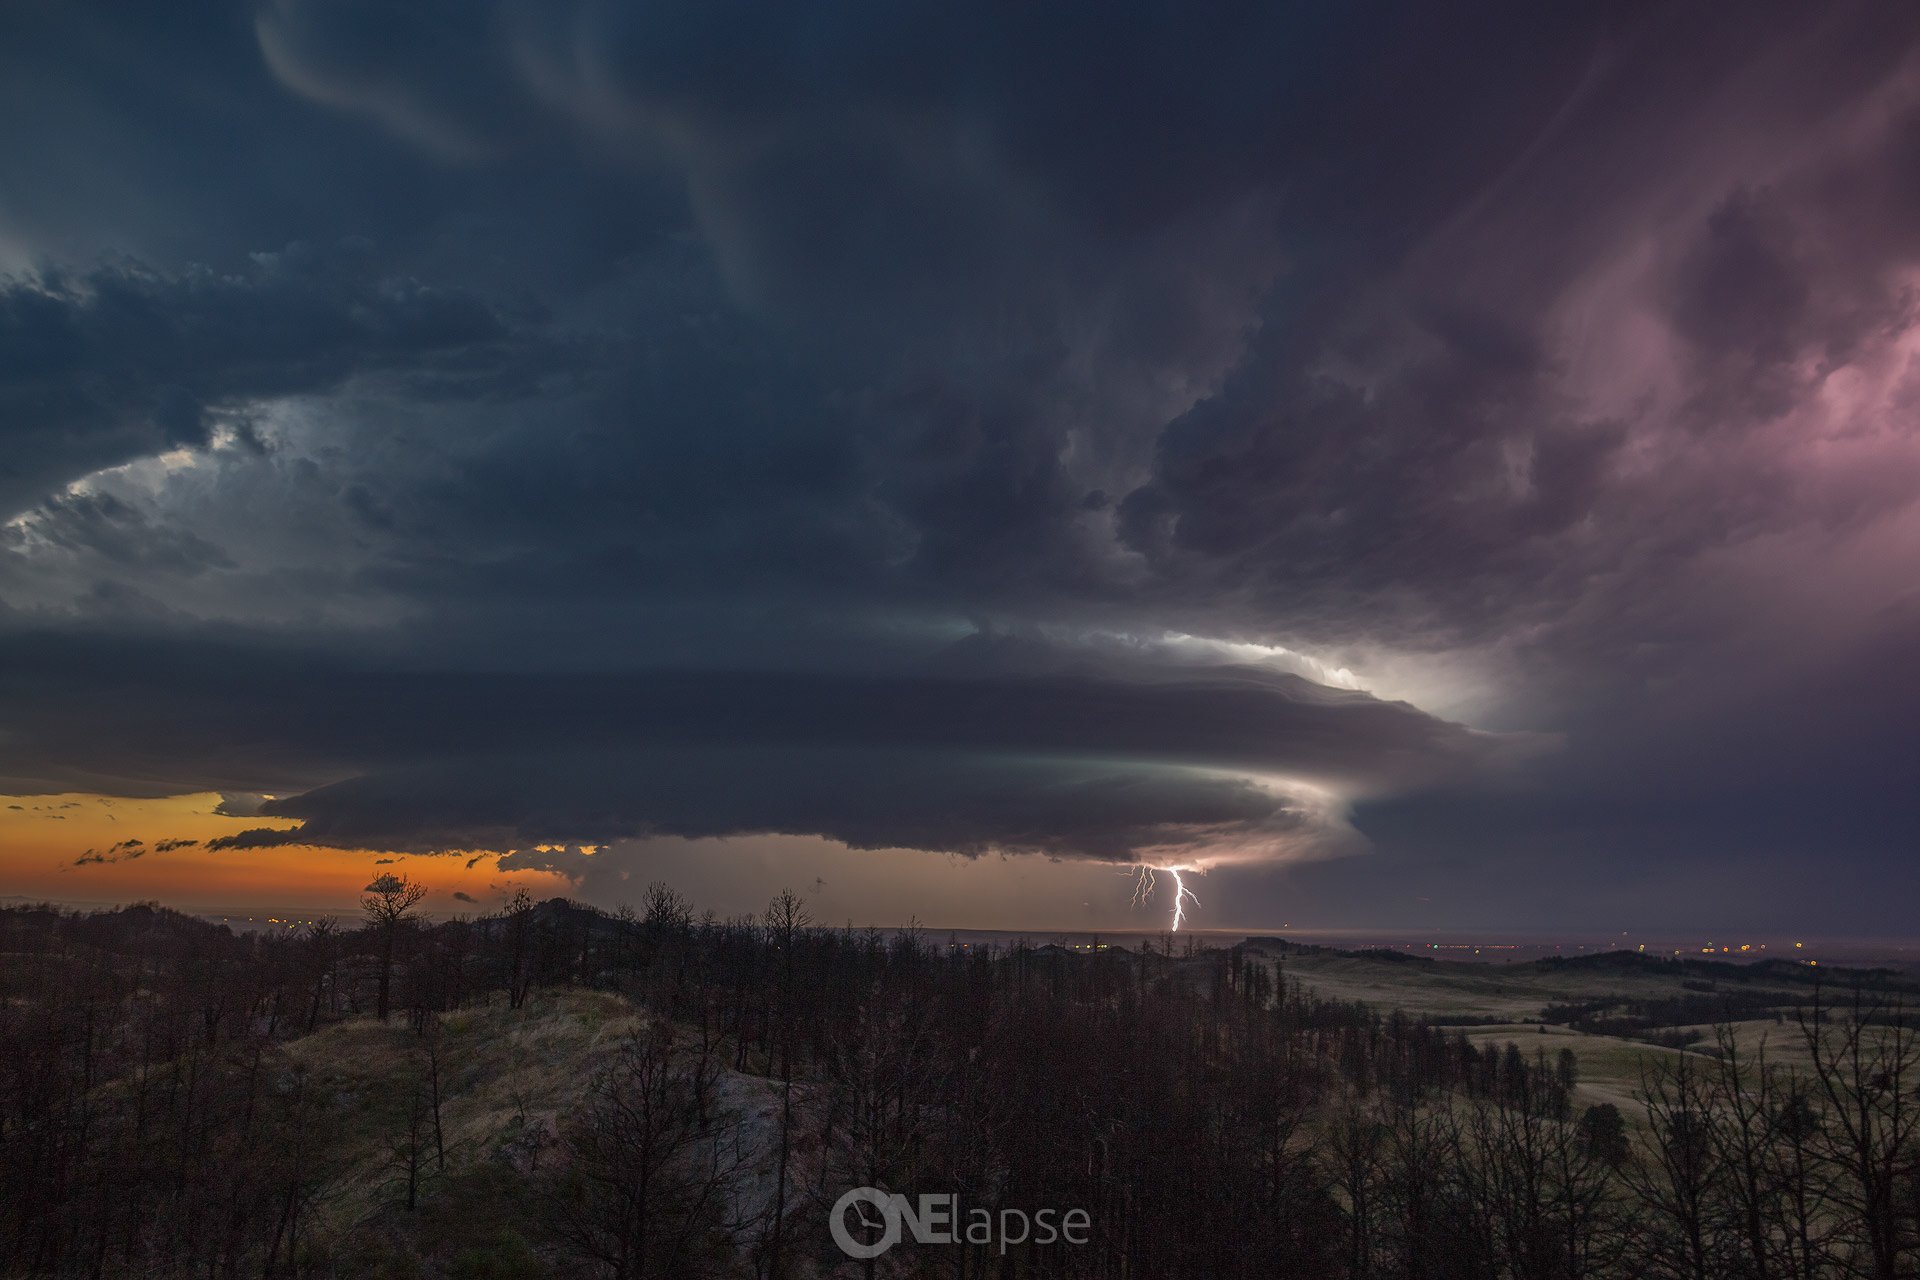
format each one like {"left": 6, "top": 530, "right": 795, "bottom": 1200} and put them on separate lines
{"left": 2, "top": 1, "right": 1918, "bottom": 928}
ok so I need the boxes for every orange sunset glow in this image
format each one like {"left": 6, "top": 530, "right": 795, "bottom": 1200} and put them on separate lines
{"left": 0, "top": 793, "right": 570, "bottom": 912}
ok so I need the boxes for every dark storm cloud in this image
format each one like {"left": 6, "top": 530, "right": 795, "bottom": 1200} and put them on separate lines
{"left": 1, "top": 628, "right": 1522, "bottom": 862}
{"left": 206, "top": 827, "right": 306, "bottom": 852}
{"left": 209, "top": 748, "right": 1334, "bottom": 866}
{"left": 4, "top": 0, "right": 1920, "bottom": 926}
{"left": 10, "top": 491, "right": 236, "bottom": 576}
{"left": 377, "top": 6, "right": 1805, "bottom": 616}
{"left": 1113, "top": 13, "right": 1920, "bottom": 658}
{"left": 1116, "top": 315, "right": 1636, "bottom": 648}
{"left": 242, "top": 0, "right": 1665, "bottom": 617}
{"left": 0, "top": 244, "right": 513, "bottom": 517}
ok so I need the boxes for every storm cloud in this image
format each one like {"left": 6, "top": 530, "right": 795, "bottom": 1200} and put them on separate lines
{"left": 2, "top": 628, "right": 1523, "bottom": 864}
{"left": 4, "top": 1, "right": 1920, "bottom": 927}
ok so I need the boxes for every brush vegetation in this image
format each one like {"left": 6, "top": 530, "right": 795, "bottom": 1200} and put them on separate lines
{"left": 2, "top": 893, "right": 1917, "bottom": 1278}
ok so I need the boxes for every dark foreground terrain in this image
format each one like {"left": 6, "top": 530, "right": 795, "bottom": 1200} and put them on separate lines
{"left": 2, "top": 891, "right": 1917, "bottom": 1278}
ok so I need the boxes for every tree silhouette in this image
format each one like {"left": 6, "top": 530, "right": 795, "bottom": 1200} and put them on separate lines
{"left": 362, "top": 872, "right": 428, "bottom": 1021}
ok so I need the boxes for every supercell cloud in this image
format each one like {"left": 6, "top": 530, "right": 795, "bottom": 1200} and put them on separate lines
{"left": 3, "top": 1, "right": 1919, "bottom": 926}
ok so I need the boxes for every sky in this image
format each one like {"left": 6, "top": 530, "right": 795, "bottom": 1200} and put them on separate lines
{"left": 3, "top": 2, "right": 1919, "bottom": 935}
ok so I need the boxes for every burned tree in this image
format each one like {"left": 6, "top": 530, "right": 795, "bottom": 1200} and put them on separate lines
{"left": 362, "top": 873, "right": 429, "bottom": 1023}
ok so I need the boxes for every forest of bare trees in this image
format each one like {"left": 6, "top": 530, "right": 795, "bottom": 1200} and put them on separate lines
{"left": 0, "top": 887, "right": 1915, "bottom": 1279}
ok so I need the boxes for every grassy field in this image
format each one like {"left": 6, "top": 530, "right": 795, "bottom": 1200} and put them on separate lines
{"left": 1249, "top": 944, "right": 1880, "bottom": 1117}
{"left": 1264, "top": 947, "right": 1804, "bottom": 1020}
{"left": 285, "top": 990, "right": 645, "bottom": 1231}
{"left": 279, "top": 944, "right": 1895, "bottom": 1227}
{"left": 1450, "top": 1022, "right": 1691, "bottom": 1113}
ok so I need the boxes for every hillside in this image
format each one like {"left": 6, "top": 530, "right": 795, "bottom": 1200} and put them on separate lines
{"left": 5, "top": 899, "right": 1917, "bottom": 1279}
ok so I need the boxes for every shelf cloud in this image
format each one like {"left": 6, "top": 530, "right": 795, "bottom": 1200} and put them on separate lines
{"left": 4, "top": 1, "right": 1920, "bottom": 926}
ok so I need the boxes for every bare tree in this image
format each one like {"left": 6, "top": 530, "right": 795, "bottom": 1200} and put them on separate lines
{"left": 386, "top": 1075, "right": 434, "bottom": 1212}
{"left": 1626, "top": 1051, "right": 1727, "bottom": 1280}
{"left": 362, "top": 873, "right": 429, "bottom": 1022}
{"left": 1327, "top": 1097, "right": 1386, "bottom": 1278}
{"left": 1798, "top": 987, "right": 1919, "bottom": 1280}
{"left": 759, "top": 889, "right": 810, "bottom": 1280}
{"left": 547, "top": 1022, "right": 744, "bottom": 1279}
{"left": 502, "top": 886, "right": 536, "bottom": 1011}
{"left": 420, "top": 1017, "right": 449, "bottom": 1173}
{"left": 302, "top": 917, "right": 340, "bottom": 1032}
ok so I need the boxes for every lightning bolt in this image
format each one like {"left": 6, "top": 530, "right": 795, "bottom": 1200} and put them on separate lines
{"left": 1132, "top": 863, "right": 1200, "bottom": 932}
{"left": 1131, "top": 864, "right": 1157, "bottom": 907}
{"left": 1167, "top": 868, "right": 1199, "bottom": 932}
